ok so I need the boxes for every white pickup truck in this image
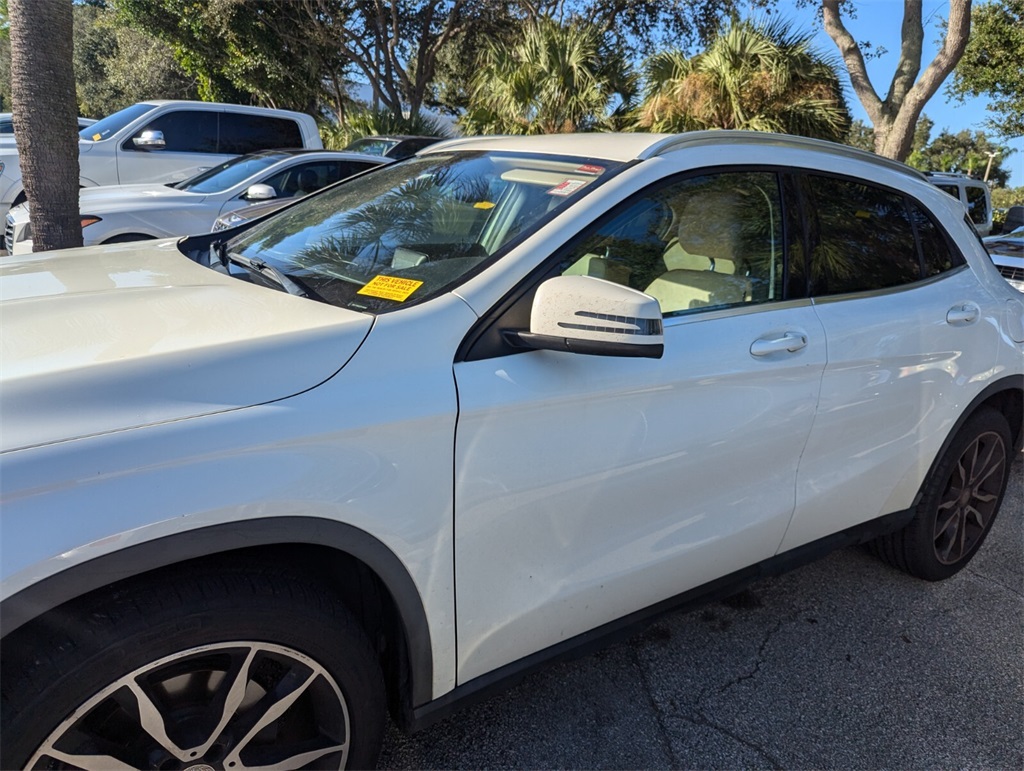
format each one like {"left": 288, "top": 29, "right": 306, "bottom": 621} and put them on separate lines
{"left": 0, "top": 100, "right": 322, "bottom": 223}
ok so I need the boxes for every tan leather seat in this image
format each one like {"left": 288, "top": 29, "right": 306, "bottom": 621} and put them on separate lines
{"left": 645, "top": 269, "right": 751, "bottom": 315}
{"left": 662, "top": 191, "right": 747, "bottom": 276}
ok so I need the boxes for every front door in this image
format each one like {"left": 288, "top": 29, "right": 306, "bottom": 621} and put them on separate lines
{"left": 452, "top": 169, "right": 827, "bottom": 682}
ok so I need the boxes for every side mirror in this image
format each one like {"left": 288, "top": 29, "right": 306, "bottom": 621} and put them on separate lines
{"left": 506, "top": 275, "right": 664, "bottom": 358}
{"left": 244, "top": 184, "right": 277, "bottom": 201}
{"left": 132, "top": 130, "right": 166, "bottom": 150}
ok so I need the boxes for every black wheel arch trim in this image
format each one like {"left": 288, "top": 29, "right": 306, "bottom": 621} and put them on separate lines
{"left": 927, "top": 376, "right": 1024, "bottom": 474}
{"left": 0, "top": 516, "right": 434, "bottom": 707}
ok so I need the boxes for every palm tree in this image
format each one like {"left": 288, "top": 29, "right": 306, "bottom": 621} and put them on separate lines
{"left": 462, "top": 19, "right": 635, "bottom": 136}
{"left": 9, "top": 0, "right": 82, "bottom": 251}
{"left": 636, "top": 18, "right": 851, "bottom": 143}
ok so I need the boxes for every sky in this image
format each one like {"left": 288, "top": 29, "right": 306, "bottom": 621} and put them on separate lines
{"left": 780, "top": 0, "right": 1022, "bottom": 185}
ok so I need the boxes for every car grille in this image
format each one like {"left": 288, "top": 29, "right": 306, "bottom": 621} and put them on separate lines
{"left": 5, "top": 213, "right": 14, "bottom": 253}
{"left": 998, "top": 264, "right": 1024, "bottom": 283}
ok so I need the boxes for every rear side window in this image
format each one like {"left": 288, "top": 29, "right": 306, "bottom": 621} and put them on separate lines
{"left": 218, "top": 114, "right": 303, "bottom": 154}
{"left": 127, "top": 110, "right": 218, "bottom": 153}
{"left": 965, "top": 185, "right": 989, "bottom": 225}
{"left": 804, "top": 175, "right": 921, "bottom": 296}
{"left": 910, "top": 202, "right": 965, "bottom": 277}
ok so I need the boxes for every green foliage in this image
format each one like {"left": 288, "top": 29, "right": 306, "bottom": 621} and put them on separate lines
{"left": 74, "top": 4, "right": 197, "bottom": 117}
{"left": 635, "top": 17, "right": 851, "bottom": 142}
{"left": 462, "top": 18, "right": 636, "bottom": 135}
{"left": 844, "top": 119, "right": 875, "bottom": 152}
{"left": 113, "top": 0, "right": 337, "bottom": 112}
{"left": 992, "top": 186, "right": 1024, "bottom": 208}
{"left": 320, "top": 109, "right": 448, "bottom": 150}
{"left": 906, "top": 127, "right": 1015, "bottom": 188}
{"left": 948, "top": 0, "right": 1024, "bottom": 137}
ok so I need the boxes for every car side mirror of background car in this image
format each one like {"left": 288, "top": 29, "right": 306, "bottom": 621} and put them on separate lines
{"left": 505, "top": 275, "right": 664, "bottom": 358}
{"left": 244, "top": 184, "right": 277, "bottom": 201}
{"left": 132, "top": 130, "right": 166, "bottom": 150}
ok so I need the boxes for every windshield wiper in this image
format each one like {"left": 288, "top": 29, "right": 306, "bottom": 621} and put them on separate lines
{"left": 211, "top": 241, "right": 311, "bottom": 298}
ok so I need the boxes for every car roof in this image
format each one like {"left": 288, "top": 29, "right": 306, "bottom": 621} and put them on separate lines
{"left": 423, "top": 130, "right": 926, "bottom": 179}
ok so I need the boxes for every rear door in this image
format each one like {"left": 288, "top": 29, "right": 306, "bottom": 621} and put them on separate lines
{"left": 781, "top": 172, "right": 998, "bottom": 551}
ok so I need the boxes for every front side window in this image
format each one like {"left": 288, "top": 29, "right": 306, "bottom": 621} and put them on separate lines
{"left": 222, "top": 151, "right": 622, "bottom": 312}
{"left": 127, "top": 110, "right": 218, "bottom": 153}
{"left": 260, "top": 160, "right": 352, "bottom": 199}
{"left": 804, "top": 175, "right": 920, "bottom": 296}
{"left": 176, "top": 152, "right": 292, "bottom": 193}
{"left": 557, "top": 171, "right": 787, "bottom": 317}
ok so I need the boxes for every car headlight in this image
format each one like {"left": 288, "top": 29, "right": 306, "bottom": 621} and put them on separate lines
{"left": 81, "top": 215, "right": 102, "bottom": 228}
{"left": 212, "top": 212, "right": 244, "bottom": 232}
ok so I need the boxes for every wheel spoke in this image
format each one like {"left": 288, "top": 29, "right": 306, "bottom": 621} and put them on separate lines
{"left": 964, "top": 504, "right": 987, "bottom": 530}
{"left": 125, "top": 680, "right": 189, "bottom": 760}
{"left": 967, "top": 440, "right": 996, "bottom": 485}
{"left": 224, "top": 665, "right": 321, "bottom": 766}
{"left": 934, "top": 508, "right": 960, "bottom": 541}
{"left": 178, "top": 646, "right": 259, "bottom": 759}
{"left": 233, "top": 740, "right": 348, "bottom": 771}
{"left": 973, "top": 455, "right": 1005, "bottom": 490}
{"left": 37, "top": 748, "right": 138, "bottom": 771}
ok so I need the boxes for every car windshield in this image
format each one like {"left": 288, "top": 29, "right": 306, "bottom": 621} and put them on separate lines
{"left": 222, "top": 150, "right": 622, "bottom": 313}
{"left": 174, "top": 152, "right": 293, "bottom": 194}
{"left": 79, "top": 103, "right": 155, "bottom": 141}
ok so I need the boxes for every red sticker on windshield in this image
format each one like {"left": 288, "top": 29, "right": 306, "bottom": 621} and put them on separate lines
{"left": 576, "top": 164, "right": 605, "bottom": 175}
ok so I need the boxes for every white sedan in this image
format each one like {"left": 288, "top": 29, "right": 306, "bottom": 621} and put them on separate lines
{"left": 1, "top": 131, "right": 1022, "bottom": 770}
{"left": 4, "top": 149, "right": 387, "bottom": 253}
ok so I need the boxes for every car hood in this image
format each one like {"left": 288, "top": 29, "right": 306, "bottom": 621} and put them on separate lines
{"left": 77, "top": 183, "right": 209, "bottom": 213}
{"left": 0, "top": 239, "right": 373, "bottom": 452}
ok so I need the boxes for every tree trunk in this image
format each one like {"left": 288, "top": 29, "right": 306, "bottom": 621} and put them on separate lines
{"left": 822, "top": 0, "right": 972, "bottom": 162}
{"left": 9, "top": 0, "right": 82, "bottom": 252}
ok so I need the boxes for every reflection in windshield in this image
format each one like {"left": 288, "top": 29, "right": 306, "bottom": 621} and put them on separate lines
{"left": 175, "top": 152, "right": 292, "bottom": 194}
{"left": 224, "top": 151, "right": 620, "bottom": 313}
{"left": 78, "top": 103, "right": 154, "bottom": 141}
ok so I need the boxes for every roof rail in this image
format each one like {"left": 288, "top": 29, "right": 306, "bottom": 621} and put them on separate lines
{"left": 639, "top": 130, "right": 927, "bottom": 181}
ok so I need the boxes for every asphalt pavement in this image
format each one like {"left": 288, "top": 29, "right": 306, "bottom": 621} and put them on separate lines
{"left": 381, "top": 453, "right": 1024, "bottom": 769}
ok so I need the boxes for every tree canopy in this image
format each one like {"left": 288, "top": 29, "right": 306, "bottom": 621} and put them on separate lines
{"left": 948, "top": 0, "right": 1024, "bottom": 137}
{"left": 636, "top": 18, "right": 851, "bottom": 142}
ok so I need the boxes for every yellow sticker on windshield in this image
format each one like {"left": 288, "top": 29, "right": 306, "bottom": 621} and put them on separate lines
{"left": 92, "top": 133, "right": 102, "bottom": 141}
{"left": 358, "top": 275, "right": 424, "bottom": 302}
{"left": 474, "top": 201, "right": 496, "bottom": 209}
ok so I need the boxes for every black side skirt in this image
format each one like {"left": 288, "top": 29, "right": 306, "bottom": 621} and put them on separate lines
{"left": 407, "top": 506, "right": 915, "bottom": 732}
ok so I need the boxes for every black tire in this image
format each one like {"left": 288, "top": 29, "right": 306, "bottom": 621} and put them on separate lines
{"left": 869, "top": 407, "right": 1013, "bottom": 581}
{"left": 102, "top": 233, "right": 156, "bottom": 244}
{"left": 0, "top": 565, "right": 386, "bottom": 770}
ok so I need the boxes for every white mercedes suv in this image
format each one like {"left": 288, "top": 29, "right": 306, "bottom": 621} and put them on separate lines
{"left": 1, "top": 132, "right": 1021, "bottom": 770}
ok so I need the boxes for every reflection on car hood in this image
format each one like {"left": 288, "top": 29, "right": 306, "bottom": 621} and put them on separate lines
{"left": 0, "top": 239, "right": 372, "bottom": 452}
{"left": 75, "top": 183, "right": 208, "bottom": 212}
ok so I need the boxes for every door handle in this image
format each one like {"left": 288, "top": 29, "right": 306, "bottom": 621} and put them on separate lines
{"left": 946, "top": 303, "right": 980, "bottom": 325}
{"left": 750, "top": 332, "right": 808, "bottom": 356}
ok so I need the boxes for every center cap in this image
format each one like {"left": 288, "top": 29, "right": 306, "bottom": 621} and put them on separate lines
{"left": 184, "top": 765, "right": 216, "bottom": 771}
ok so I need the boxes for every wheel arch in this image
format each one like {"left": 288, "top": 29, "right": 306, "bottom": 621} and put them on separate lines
{"left": 0, "top": 517, "right": 433, "bottom": 716}
{"left": 926, "top": 375, "right": 1023, "bottom": 486}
